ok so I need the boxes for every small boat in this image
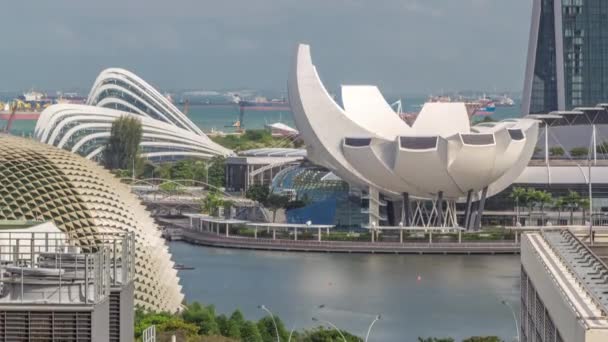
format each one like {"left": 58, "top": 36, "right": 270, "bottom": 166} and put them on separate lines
{"left": 173, "top": 264, "right": 195, "bottom": 270}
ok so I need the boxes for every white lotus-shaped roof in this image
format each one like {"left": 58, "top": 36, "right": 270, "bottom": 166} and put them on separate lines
{"left": 288, "top": 44, "right": 539, "bottom": 200}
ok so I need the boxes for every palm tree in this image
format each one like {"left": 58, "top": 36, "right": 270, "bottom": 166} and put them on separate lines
{"left": 535, "top": 190, "right": 553, "bottom": 226}
{"left": 510, "top": 187, "right": 527, "bottom": 225}
{"left": 524, "top": 188, "right": 538, "bottom": 225}
{"left": 554, "top": 197, "right": 566, "bottom": 225}
{"left": 564, "top": 190, "right": 581, "bottom": 225}
{"left": 579, "top": 198, "right": 590, "bottom": 225}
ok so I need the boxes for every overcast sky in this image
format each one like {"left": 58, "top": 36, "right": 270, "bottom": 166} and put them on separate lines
{"left": 0, "top": 0, "right": 532, "bottom": 95}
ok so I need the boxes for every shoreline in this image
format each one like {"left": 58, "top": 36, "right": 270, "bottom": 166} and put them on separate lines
{"left": 164, "top": 227, "right": 520, "bottom": 255}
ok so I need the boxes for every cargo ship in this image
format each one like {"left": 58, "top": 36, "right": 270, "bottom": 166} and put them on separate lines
{"left": 0, "top": 91, "right": 86, "bottom": 121}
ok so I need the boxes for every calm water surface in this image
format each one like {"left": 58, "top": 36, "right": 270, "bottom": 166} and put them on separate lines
{"left": 168, "top": 242, "right": 520, "bottom": 342}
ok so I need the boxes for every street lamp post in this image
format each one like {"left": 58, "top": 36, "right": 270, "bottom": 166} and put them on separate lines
{"left": 501, "top": 300, "right": 520, "bottom": 342}
{"left": 258, "top": 305, "right": 281, "bottom": 342}
{"left": 365, "top": 315, "right": 381, "bottom": 342}
{"left": 312, "top": 317, "right": 347, "bottom": 342}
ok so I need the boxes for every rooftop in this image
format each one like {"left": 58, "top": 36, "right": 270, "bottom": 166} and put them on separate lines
{"left": 527, "top": 230, "right": 608, "bottom": 329}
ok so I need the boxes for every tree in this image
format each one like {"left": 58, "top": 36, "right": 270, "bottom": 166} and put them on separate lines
{"left": 554, "top": 196, "right": 567, "bottom": 224}
{"left": 564, "top": 190, "right": 581, "bottom": 224}
{"left": 534, "top": 190, "right": 553, "bottom": 226}
{"left": 103, "top": 116, "right": 142, "bottom": 171}
{"left": 549, "top": 146, "right": 564, "bottom": 157}
{"left": 462, "top": 337, "right": 502, "bottom": 342}
{"left": 580, "top": 197, "right": 590, "bottom": 224}
{"left": 157, "top": 162, "right": 173, "bottom": 179}
{"left": 570, "top": 146, "right": 589, "bottom": 158}
{"left": 182, "top": 302, "right": 220, "bottom": 336}
{"left": 510, "top": 187, "right": 527, "bottom": 225}
{"left": 300, "top": 327, "right": 362, "bottom": 342}
{"left": 240, "top": 321, "right": 263, "bottom": 342}
{"left": 524, "top": 188, "right": 538, "bottom": 225}
{"left": 208, "top": 156, "right": 226, "bottom": 188}
{"left": 246, "top": 184, "right": 270, "bottom": 204}
{"left": 257, "top": 316, "right": 289, "bottom": 342}
{"left": 216, "top": 314, "right": 229, "bottom": 337}
{"left": 134, "top": 310, "right": 199, "bottom": 340}
{"left": 203, "top": 191, "right": 226, "bottom": 217}
{"left": 265, "top": 193, "right": 290, "bottom": 222}
{"left": 226, "top": 310, "right": 245, "bottom": 339}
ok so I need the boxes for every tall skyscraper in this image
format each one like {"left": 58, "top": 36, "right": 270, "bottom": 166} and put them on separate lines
{"left": 523, "top": 0, "right": 608, "bottom": 114}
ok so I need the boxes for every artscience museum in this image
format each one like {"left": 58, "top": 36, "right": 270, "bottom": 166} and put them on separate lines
{"left": 288, "top": 44, "right": 540, "bottom": 229}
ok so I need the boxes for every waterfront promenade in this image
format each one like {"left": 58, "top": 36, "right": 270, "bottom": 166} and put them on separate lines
{"left": 161, "top": 219, "right": 520, "bottom": 254}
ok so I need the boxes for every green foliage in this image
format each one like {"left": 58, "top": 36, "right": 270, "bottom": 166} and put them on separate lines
{"left": 203, "top": 191, "right": 226, "bottom": 217}
{"left": 211, "top": 129, "right": 297, "bottom": 151}
{"left": 549, "top": 146, "right": 564, "bottom": 157}
{"left": 103, "top": 116, "right": 143, "bottom": 170}
{"left": 265, "top": 193, "right": 290, "bottom": 222}
{"left": 257, "top": 316, "right": 289, "bottom": 342}
{"left": 208, "top": 156, "right": 226, "bottom": 188}
{"left": 240, "top": 321, "right": 263, "bottom": 342}
{"left": 134, "top": 310, "right": 199, "bottom": 340}
{"left": 570, "top": 146, "right": 589, "bottom": 157}
{"left": 216, "top": 314, "right": 229, "bottom": 336}
{"left": 159, "top": 181, "right": 183, "bottom": 193}
{"left": 299, "top": 327, "right": 362, "bottom": 342}
{"left": 462, "top": 337, "right": 503, "bottom": 342}
{"left": 226, "top": 310, "right": 244, "bottom": 339}
{"left": 246, "top": 184, "right": 271, "bottom": 204}
{"left": 182, "top": 302, "right": 221, "bottom": 336}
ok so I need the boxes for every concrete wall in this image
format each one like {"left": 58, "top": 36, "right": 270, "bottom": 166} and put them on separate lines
{"left": 91, "top": 299, "right": 110, "bottom": 342}
{"left": 120, "top": 283, "right": 135, "bottom": 342}
{"left": 521, "top": 235, "right": 587, "bottom": 342}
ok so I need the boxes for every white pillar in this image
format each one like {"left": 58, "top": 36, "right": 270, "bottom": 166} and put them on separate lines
{"left": 294, "top": 228, "right": 298, "bottom": 241}
{"left": 318, "top": 228, "right": 321, "bottom": 242}
{"left": 400, "top": 229, "right": 403, "bottom": 244}
{"left": 225, "top": 224, "right": 229, "bottom": 237}
{"left": 272, "top": 229, "right": 276, "bottom": 240}
{"left": 254, "top": 228, "right": 257, "bottom": 239}
{"left": 326, "top": 227, "right": 330, "bottom": 235}
{"left": 429, "top": 230, "right": 433, "bottom": 244}
{"left": 371, "top": 230, "right": 375, "bottom": 243}
{"left": 189, "top": 217, "right": 193, "bottom": 228}
{"left": 458, "top": 229, "right": 462, "bottom": 244}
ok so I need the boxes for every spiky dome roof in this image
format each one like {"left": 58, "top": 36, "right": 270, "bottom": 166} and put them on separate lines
{"left": 0, "top": 135, "right": 183, "bottom": 312}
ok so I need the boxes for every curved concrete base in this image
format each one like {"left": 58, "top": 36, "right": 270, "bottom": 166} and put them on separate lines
{"left": 174, "top": 229, "right": 520, "bottom": 255}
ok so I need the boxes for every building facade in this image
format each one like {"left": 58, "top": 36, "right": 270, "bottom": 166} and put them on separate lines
{"left": 521, "top": 230, "right": 608, "bottom": 341}
{"left": 523, "top": 0, "right": 608, "bottom": 114}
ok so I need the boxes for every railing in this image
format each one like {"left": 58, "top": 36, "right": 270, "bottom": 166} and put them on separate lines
{"left": 540, "top": 230, "right": 608, "bottom": 317}
{"left": 0, "top": 231, "right": 135, "bottom": 305}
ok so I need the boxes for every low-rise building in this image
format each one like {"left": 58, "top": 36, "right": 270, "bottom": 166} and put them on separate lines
{"left": 521, "top": 230, "right": 608, "bottom": 341}
{"left": 0, "top": 220, "right": 135, "bottom": 342}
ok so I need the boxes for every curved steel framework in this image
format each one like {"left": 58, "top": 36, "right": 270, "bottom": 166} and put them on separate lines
{"left": 35, "top": 104, "right": 232, "bottom": 162}
{"left": 0, "top": 135, "right": 183, "bottom": 312}
{"left": 288, "top": 44, "right": 540, "bottom": 202}
{"left": 87, "top": 68, "right": 202, "bottom": 134}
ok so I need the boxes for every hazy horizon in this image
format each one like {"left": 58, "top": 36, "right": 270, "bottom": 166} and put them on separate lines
{"left": 0, "top": 1, "right": 532, "bottom": 95}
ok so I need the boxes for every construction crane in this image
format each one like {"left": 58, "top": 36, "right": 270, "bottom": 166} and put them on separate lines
{"left": 227, "top": 94, "right": 246, "bottom": 133}
{"left": 3, "top": 102, "right": 18, "bottom": 133}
